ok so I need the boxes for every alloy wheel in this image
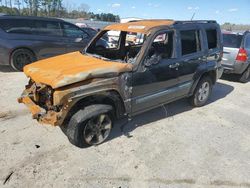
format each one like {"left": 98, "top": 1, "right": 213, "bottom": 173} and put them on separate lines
{"left": 83, "top": 114, "right": 112, "bottom": 145}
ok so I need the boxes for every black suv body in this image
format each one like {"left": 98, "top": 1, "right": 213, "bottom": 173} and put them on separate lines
{"left": 19, "top": 20, "right": 223, "bottom": 147}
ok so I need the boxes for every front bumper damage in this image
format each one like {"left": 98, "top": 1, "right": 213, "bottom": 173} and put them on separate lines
{"left": 18, "top": 90, "right": 61, "bottom": 126}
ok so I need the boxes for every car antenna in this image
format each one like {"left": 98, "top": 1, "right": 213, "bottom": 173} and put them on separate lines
{"left": 191, "top": 13, "right": 195, "bottom": 20}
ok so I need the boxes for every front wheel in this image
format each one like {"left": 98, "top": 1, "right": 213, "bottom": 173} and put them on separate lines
{"left": 64, "top": 104, "right": 113, "bottom": 148}
{"left": 189, "top": 77, "right": 212, "bottom": 107}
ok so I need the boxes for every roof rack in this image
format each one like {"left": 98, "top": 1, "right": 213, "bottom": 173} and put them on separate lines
{"left": 174, "top": 20, "right": 216, "bottom": 24}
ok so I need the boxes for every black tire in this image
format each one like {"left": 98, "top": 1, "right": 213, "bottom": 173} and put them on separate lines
{"left": 63, "top": 104, "right": 113, "bottom": 148}
{"left": 10, "top": 49, "right": 36, "bottom": 71}
{"left": 239, "top": 66, "right": 250, "bottom": 83}
{"left": 189, "top": 76, "right": 213, "bottom": 107}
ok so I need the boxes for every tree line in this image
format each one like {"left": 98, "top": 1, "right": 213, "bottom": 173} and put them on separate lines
{"left": 0, "top": 0, "right": 120, "bottom": 22}
{"left": 221, "top": 22, "right": 250, "bottom": 32}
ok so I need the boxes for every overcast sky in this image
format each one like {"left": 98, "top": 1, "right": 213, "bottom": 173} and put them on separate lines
{"left": 63, "top": 0, "right": 250, "bottom": 24}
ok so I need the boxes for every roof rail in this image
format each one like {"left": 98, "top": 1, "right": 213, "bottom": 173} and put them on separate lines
{"left": 174, "top": 20, "right": 216, "bottom": 24}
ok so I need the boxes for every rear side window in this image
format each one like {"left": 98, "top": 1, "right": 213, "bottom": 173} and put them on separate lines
{"left": 223, "top": 34, "right": 243, "bottom": 48}
{"left": 206, "top": 29, "right": 217, "bottom": 49}
{"left": 33, "top": 21, "right": 62, "bottom": 36}
{"left": 180, "top": 30, "right": 201, "bottom": 55}
{"left": 0, "top": 19, "right": 33, "bottom": 34}
{"left": 244, "top": 34, "right": 250, "bottom": 50}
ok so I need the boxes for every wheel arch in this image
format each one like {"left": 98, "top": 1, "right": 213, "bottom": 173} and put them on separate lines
{"left": 9, "top": 47, "right": 37, "bottom": 65}
{"left": 189, "top": 70, "right": 217, "bottom": 96}
{"left": 62, "top": 89, "right": 126, "bottom": 126}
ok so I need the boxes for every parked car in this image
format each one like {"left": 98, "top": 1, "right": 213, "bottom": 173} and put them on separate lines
{"left": 0, "top": 16, "right": 98, "bottom": 71}
{"left": 222, "top": 31, "right": 250, "bottom": 82}
{"left": 19, "top": 20, "right": 223, "bottom": 148}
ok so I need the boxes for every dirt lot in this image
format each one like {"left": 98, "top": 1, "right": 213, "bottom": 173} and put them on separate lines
{"left": 0, "top": 66, "right": 250, "bottom": 188}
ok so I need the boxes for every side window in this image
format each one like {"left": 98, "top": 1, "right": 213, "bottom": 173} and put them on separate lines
{"left": 180, "top": 30, "right": 201, "bottom": 56}
{"left": 147, "top": 31, "right": 174, "bottom": 60}
{"left": 245, "top": 34, "right": 250, "bottom": 50}
{"left": 33, "top": 21, "right": 62, "bottom": 36}
{"left": 63, "top": 23, "right": 88, "bottom": 38}
{"left": 206, "top": 29, "right": 217, "bottom": 49}
{"left": 0, "top": 19, "right": 33, "bottom": 34}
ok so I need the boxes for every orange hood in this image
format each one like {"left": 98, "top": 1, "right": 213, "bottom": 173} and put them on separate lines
{"left": 23, "top": 52, "right": 132, "bottom": 89}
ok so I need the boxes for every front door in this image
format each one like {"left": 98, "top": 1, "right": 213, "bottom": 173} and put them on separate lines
{"left": 131, "top": 30, "right": 180, "bottom": 114}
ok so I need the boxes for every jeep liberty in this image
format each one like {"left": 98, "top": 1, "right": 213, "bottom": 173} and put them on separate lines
{"left": 18, "top": 20, "right": 223, "bottom": 147}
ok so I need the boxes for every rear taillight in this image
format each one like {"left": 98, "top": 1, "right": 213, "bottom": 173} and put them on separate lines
{"left": 236, "top": 48, "right": 248, "bottom": 62}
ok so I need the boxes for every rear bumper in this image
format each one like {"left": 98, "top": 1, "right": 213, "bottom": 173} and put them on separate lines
{"left": 18, "top": 93, "right": 61, "bottom": 126}
{"left": 222, "top": 61, "right": 249, "bottom": 74}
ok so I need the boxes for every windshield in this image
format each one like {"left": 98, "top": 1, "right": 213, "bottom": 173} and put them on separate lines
{"left": 86, "top": 30, "right": 146, "bottom": 63}
{"left": 223, "top": 34, "right": 243, "bottom": 48}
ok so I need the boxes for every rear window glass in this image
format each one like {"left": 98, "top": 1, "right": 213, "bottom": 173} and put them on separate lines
{"left": 0, "top": 19, "right": 33, "bottom": 34}
{"left": 206, "top": 29, "right": 217, "bottom": 49}
{"left": 223, "top": 34, "right": 243, "bottom": 48}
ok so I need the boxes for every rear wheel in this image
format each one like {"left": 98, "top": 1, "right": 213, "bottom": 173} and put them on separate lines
{"left": 189, "top": 77, "right": 212, "bottom": 107}
{"left": 239, "top": 66, "right": 250, "bottom": 83}
{"left": 10, "top": 49, "right": 36, "bottom": 71}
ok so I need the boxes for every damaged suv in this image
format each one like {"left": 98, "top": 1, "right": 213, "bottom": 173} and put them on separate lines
{"left": 19, "top": 20, "right": 223, "bottom": 147}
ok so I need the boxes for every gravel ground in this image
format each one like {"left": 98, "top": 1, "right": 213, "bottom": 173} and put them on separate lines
{"left": 0, "top": 65, "right": 250, "bottom": 188}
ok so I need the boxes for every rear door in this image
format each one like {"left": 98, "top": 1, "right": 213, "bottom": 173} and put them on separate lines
{"left": 176, "top": 27, "right": 204, "bottom": 97}
{"left": 61, "top": 22, "right": 90, "bottom": 53}
{"left": 222, "top": 33, "right": 243, "bottom": 66}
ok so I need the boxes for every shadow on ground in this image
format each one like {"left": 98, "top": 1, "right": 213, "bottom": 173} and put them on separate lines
{"left": 108, "top": 81, "right": 234, "bottom": 141}
{"left": 0, "top": 65, "right": 16, "bottom": 73}
{"left": 220, "top": 73, "right": 250, "bottom": 83}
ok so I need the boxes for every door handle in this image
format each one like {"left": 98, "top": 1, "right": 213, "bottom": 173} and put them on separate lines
{"left": 169, "top": 63, "right": 180, "bottom": 69}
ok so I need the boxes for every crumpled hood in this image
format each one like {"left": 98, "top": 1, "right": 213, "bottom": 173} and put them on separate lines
{"left": 23, "top": 52, "right": 132, "bottom": 89}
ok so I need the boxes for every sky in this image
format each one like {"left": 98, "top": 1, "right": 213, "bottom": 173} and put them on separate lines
{"left": 63, "top": 0, "right": 250, "bottom": 24}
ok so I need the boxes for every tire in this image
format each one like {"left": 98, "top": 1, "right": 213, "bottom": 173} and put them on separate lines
{"left": 189, "top": 76, "right": 213, "bottom": 107}
{"left": 10, "top": 49, "right": 36, "bottom": 71}
{"left": 239, "top": 66, "right": 250, "bottom": 83}
{"left": 63, "top": 104, "right": 113, "bottom": 148}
